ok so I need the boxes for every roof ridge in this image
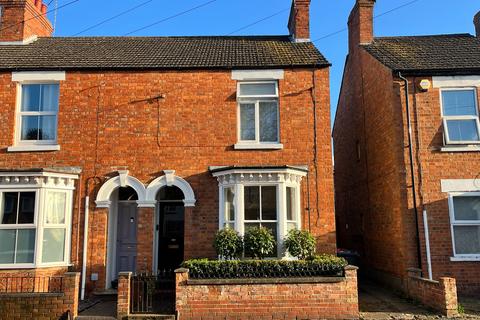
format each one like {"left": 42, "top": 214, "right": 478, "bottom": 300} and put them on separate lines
{"left": 371, "top": 33, "right": 474, "bottom": 41}
{"left": 37, "top": 35, "right": 293, "bottom": 41}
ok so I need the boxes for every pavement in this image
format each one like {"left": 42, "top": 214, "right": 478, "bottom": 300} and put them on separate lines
{"left": 359, "top": 279, "right": 480, "bottom": 320}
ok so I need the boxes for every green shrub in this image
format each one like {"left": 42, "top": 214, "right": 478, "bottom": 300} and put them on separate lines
{"left": 213, "top": 228, "right": 243, "bottom": 260}
{"left": 182, "top": 255, "right": 348, "bottom": 279}
{"left": 284, "top": 229, "right": 316, "bottom": 260}
{"left": 243, "top": 226, "right": 276, "bottom": 259}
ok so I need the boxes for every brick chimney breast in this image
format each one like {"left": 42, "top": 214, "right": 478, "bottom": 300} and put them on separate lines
{"left": 0, "top": 0, "right": 53, "bottom": 43}
{"left": 348, "top": 0, "right": 376, "bottom": 52}
{"left": 474, "top": 11, "right": 480, "bottom": 37}
{"left": 288, "top": 0, "right": 311, "bottom": 42}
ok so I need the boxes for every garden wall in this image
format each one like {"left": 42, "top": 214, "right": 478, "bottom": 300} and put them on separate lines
{"left": 175, "top": 266, "right": 359, "bottom": 320}
{"left": 0, "top": 272, "right": 80, "bottom": 320}
{"left": 405, "top": 268, "right": 458, "bottom": 317}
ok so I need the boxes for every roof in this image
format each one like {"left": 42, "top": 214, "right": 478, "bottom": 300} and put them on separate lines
{"left": 0, "top": 36, "right": 330, "bottom": 71}
{"left": 362, "top": 33, "right": 480, "bottom": 75}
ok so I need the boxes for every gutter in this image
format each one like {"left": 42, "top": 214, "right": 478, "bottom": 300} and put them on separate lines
{"left": 398, "top": 72, "right": 423, "bottom": 272}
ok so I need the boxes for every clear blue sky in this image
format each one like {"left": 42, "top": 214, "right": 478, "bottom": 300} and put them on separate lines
{"left": 51, "top": 0, "right": 479, "bottom": 123}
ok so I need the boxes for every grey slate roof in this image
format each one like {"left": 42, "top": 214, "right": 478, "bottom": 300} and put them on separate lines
{"left": 362, "top": 33, "right": 480, "bottom": 75}
{"left": 0, "top": 36, "right": 330, "bottom": 70}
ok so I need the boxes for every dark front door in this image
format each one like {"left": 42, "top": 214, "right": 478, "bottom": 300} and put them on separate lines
{"left": 157, "top": 202, "right": 184, "bottom": 270}
{"left": 116, "top": 202, "right": 138, "bottom": 274}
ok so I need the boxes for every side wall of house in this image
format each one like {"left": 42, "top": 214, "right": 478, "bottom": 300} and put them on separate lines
{"left": 0, "top": 68, "right": 335, "bottom": 293}
{"left": 333, "top": 48, "right": 418, "bottom": 288}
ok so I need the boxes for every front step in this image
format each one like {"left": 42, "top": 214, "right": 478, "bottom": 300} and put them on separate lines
{"left": 76, "top": 316, "right": 117, "bottom": 320}
{"left": 127, "top": 315, "right": 176, "bottom": 320}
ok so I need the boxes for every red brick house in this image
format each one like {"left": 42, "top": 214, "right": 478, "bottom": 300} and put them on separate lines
{"left": 0, "top": 0, "right": 336, "bottom": 302}
{"left": 334, "top": 0, "right": 480, "bottom": 296}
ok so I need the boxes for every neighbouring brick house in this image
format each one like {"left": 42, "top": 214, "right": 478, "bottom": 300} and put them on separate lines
{"left": 334, "top": 0, "right": 480, "bottom": 296}
{"left": 0, "top": 0, "right": 336, "bottom": 307}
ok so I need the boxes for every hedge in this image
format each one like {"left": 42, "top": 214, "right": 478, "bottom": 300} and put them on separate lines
{"left": 181, "top": 255, "right": 348, "bottom": 279}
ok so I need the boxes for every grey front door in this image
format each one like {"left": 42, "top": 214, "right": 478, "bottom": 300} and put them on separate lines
{"left": 116, "top": 202, "right": 138, "bottom": 274}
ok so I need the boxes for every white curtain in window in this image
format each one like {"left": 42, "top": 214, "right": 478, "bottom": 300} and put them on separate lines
{"left": 45, "top": 192, "right": 66, "bottom": 224}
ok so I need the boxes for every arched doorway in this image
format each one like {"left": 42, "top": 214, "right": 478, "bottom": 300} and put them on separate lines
{"left": 156, "top": 186, "right": 185, "bottom": 271}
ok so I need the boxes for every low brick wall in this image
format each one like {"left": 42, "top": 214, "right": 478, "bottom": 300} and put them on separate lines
{"left": 117, "top": 272, "right": 132, "bottom": 320}
{"left": 406, "top": 268, "right": 458, "bottom": 317}
{"left": 175, "top": 266, "right": 359, "bottom": 320}
{"left": 0, "top": 272, "right": 80, "bottom": 320}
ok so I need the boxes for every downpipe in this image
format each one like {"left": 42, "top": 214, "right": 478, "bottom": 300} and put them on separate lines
{"left": 80, "top": 195, "right": 89, "bottom": 300}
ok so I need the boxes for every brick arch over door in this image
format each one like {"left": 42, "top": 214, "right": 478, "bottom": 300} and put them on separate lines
{"left": 95, "top": 170, "right": 148, "bottom": 208}
{"left": 145, "top": 170, "right": 196, "bottom": 207}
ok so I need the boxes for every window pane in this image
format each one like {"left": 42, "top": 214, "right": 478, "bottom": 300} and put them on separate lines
{"left": 259, "top": 102, "right": 278, "bottom": 142}
{"left": 224, "top": 187, "right": 235, "bottom": 222}
{"left": 16, "top": 229, "right": 35, "bottom": 263}
{"left": 42, "top": 228, "right": 65, "bottom": 263}
{"left": 244, "top": 186, "right": 260, "bottom": 220}
{"left": 244, "top": 223, "right": 261, "bottom": 232}
{"left": 18, "top": 192, "right": 35, "bottom": 224}
{"left": 446, "top": 120, "right": 480, "bottom": 142}
{"left": 453, "top": 197, "right": 480, "bottom": 221}
{"left": 21, "top": 116, "right": 39, "bottom": 140}
{"left": 239, "top": 83, "right": 276, "bottom": 96}
{"left": 442, "top": 90, "right": 477, "bottom": 116}
{"left": 286, "top": 187, "right": 295, "bottom": 221}
{"left": 453, "top": 226, "right": 480, "bottom": 254}
{"left": 21, "top": 84, "right": 41, "bottom": 112}
{"left": 1, "top": 192, "right": 18, "bottom": 224}
{"left": 38, "top": 116, "right": 56, "bottom": 140}
{"left": 287, "top": 222, "right": 297, "bottom": 232}
{"left": 261, "top": 186, "right": 277, "bottom": 220}
{"left": 262, "top": 222, "right": 278, "bottom": 257}
{"left": 45, "top": 192, "right": 66, "bottom": 224}
{"left": 0, "top": 230, "right": 16, "bottom": 263}
{"left": 240, "top": 103, "right": 255, "bottom": 141}
{"left": 40, "top": 84, "right": 59, "bottom": 112}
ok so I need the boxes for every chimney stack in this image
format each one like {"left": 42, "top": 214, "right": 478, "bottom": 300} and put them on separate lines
{"left": 474, "top": 11, "right": 480, "bottom": 37}
{"left": 288, "top": 0, "right": 311, "bottom": 42}
{"left": 0, "top": 0, "right": 53, "bottom": 43}
{"left": 348, "top": 0, "right": 376, "bottom": 52}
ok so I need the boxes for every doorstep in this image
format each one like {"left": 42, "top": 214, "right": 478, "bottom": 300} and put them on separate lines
{"left": 127, "top": 315, "right": 175, "bottom": 320}
{"left": 93, "top": 289, "right": 118, "bottom": 296}
{"left": 76, "top": 317, "right": 117, "bottom": 320}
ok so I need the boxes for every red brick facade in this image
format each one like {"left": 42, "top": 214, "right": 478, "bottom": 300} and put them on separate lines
{"left": 174, "top": 267, "right": 359, "bottom": 320}
{"left": 334, "top": 0, "right": 480, "bottom": 296}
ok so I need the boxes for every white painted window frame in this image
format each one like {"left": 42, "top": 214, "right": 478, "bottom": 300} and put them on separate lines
{"left": 218, "top": 181, "right": 301, "bottom": 258}
{"left": 236, "top": 81, "right": 281, "bottom": 148}
{"left": 0, "top": 187, "right": 73, "bottom": 269}
{"left": 447, "top": 192, "right": 480, "bottom": 261}
{"left": 440, "top": 87, "right": 480, "bottom": 145}
{"left": 15, "top": 81, "right": 60, "bottom": 147}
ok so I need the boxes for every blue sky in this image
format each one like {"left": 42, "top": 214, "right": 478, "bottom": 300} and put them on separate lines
{"left": 51, "top": 0, "right": 479, "bottom": 121}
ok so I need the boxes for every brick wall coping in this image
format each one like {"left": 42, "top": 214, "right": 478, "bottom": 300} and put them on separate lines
{"left": 186, "top": 276, "right": 346, "bottom": 285}
{"left": 0, "top": 292, "right": 64, "bottom": 298}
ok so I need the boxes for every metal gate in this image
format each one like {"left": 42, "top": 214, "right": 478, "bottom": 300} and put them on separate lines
{"left": 130, "top": 269, "right": 175, "bottom": 314}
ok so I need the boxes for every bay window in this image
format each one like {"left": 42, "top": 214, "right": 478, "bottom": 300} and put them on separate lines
{"left": 0, "top": 171, "right": 77, "bottom": 268}
{"left": 448, "top": 193, "right": 480, "bottom": 259}
{"left": 236, "top": 81, "right": 282, "bottom": 149}
{"left": 213, "top": 167, "right": 306, "bottom": 257}
{"left": 441, "top": 89, "right": 480, "bottom": 144}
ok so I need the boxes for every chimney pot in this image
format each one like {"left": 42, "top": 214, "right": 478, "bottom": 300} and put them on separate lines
{"left": 34, "top": 0, "right": 42, "bottom": 11}
{"left": 41, "top": 3, "right": 47, "bottom": 14}
{"left": 474, "top": 11, "right": 480, "bottom": 37}
{"left": 288, "top": 0, "right": 311, "bottom": 42}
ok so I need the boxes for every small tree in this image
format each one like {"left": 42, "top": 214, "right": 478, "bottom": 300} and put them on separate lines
{"left": 284, "top": 229, "right": 316, "bottom": 260}
{"left": 244, "top": 226, "right": 276, "bottom": 259}
{"left": 213, "top": 228, "right": 243, "bottom": 260}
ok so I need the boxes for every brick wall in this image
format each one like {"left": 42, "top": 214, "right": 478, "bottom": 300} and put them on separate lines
{"left": 406, "top": 268, "right": 458, "bottom": 317}
{"left": 0, "top": 67, "right": 335, "bottom": 293}
{"left": 175, "top": 266, "right": 359, "bottom": 320}
{"left": 0, "top": 272, "right": 80, "bottom": 320}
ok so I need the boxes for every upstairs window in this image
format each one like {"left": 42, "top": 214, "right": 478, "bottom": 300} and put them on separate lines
{"left": 441, "top": 89, "right": 480, "bottom": 145}
{"left": 18, "top": 84, "right": 59, "bottom": 145}
{"left": 237, "top": 82, "right": 280, "bottom": 146}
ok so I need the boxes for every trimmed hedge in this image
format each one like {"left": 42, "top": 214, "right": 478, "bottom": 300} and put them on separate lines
{"left": 181, "top": 255, "right": 348, "bottom": 279}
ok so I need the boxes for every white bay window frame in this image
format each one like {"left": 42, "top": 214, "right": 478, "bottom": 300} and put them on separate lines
{"left": 214, "top": 168, "right": 305, "bottom": 257}
{"left": 448, "top": 192, "right": 480, "bottom": 261}
{"left": 0, "top": 171, "right": 77, "bottom": 268}
{"left": 440, "top": 88, "right": 480, "bottom": 145}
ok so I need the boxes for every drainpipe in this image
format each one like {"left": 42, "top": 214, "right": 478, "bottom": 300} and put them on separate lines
{"left": 398, "top": 72, "right": 423, "bottom": 271}
{"left": 422, "top": 209, "right": 433, "bottom": 280}
{"left": 81, "top": 195, "right": 90, "bottom": 300}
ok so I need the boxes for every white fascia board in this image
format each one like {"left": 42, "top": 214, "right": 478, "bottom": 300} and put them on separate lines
{"left": 12, "top": 71, "right": 66, "bottom": 82}
{"left": 441, "top": 179, "right": 480, "bottom": 192}
{"left": 433, "top": 76, "right": 480, "bottom": 88}
{"left": 232, "top": 69, "right": 284, "bottom": 80}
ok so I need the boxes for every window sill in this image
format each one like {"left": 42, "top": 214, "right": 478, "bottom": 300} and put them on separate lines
{"left": 450, "top": 256, "right": 480, "bottom": 262}
{"left": 234, "top": 143, "right": 284, "bottom": 150}
{"left": 7, "top": 145, "right": 60, "bottom": 152}
{"left": 0, "top": 263, "right": 71, "bottom": 269}
{"left": 440, "top": 145, "right": 480, "bottom": 152}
